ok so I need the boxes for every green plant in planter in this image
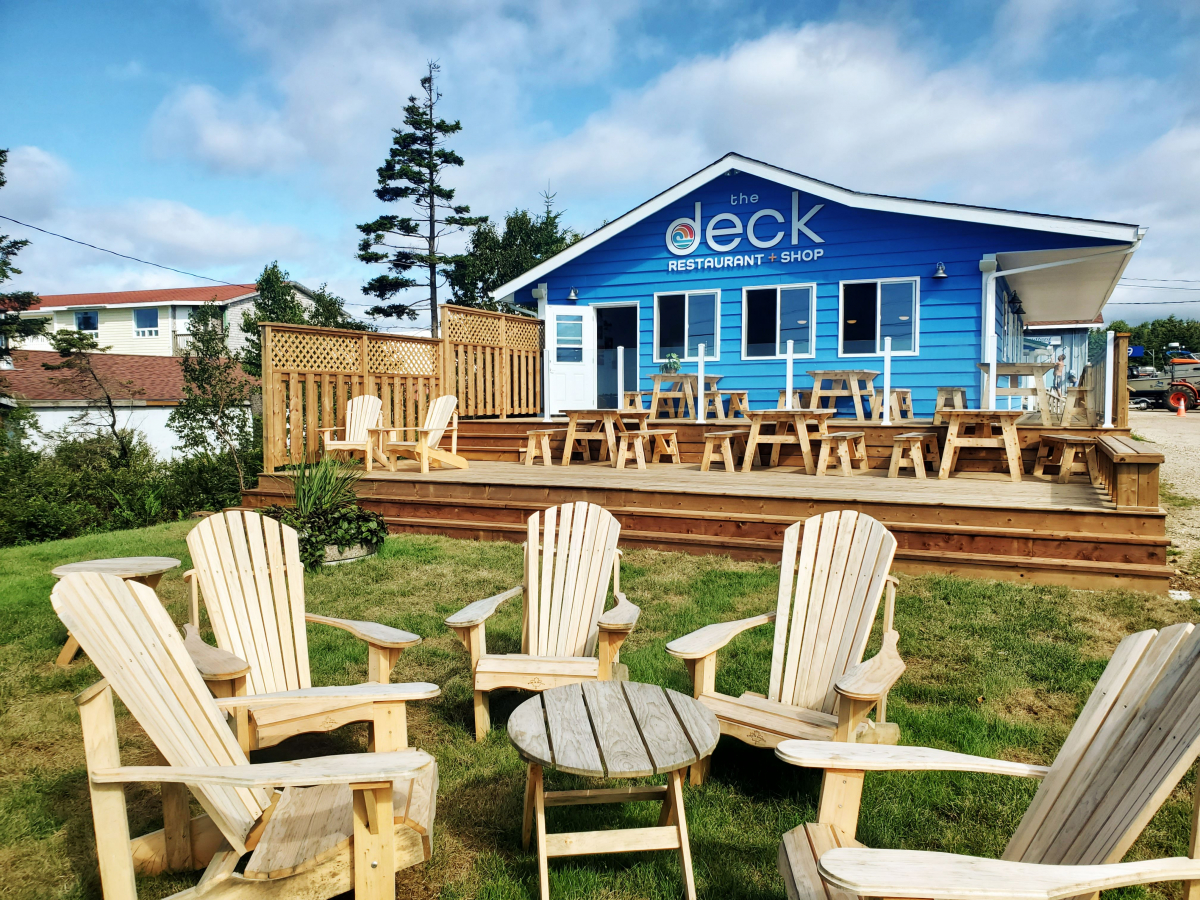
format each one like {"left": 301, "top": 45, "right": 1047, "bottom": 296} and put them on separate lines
{"left": 264, "top": 454, "right": 388, "bottom": 569}
{"left": 660, "top": 352, "right": 682, "bottom": 374}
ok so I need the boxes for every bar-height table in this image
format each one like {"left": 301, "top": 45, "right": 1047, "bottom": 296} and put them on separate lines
{"left": 977, "top": 362, "right": 1056, "bottom": 426}
{"left": 937, "top": 408, "right": 1026, "bottom": 482}
{"left": 649, "top": 373, "right": 723, "bottom": 419}
{"left": 806, "top": 369, "right": 880, "bottom": 420}
{"left": 741, "top": 408, "right": 836, "bottom": 474}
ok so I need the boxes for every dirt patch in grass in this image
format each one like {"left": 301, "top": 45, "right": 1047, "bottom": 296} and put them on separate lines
{"left": 995, "top": 688, "right": 1079, "bottom": 727}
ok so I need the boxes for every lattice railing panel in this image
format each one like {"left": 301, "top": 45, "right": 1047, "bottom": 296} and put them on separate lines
{"left": 445, "top": 308, "right": 503, "bottom": 345}
{"left": 507, "top": 318, "right": 543, "bottom": 351}
{"left": 271, "top": 329, "right": 361, "bottom": 372}
{"left": 368, "top": 339, "right": 439, "bottom": 375}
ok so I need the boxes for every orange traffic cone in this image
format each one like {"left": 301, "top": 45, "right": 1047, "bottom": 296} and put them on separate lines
{"left": 1177, "top": 397, "right": 1187, "bottom": 417}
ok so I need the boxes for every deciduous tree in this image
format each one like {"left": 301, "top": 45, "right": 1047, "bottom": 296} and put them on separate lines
{"left": 0, "top": 148, "right": 49, "bottom": 381}
{"left": 42, "top": 331, "right": 141, "bottom": 464}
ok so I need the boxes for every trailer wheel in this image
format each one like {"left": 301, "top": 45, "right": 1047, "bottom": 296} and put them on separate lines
{"left": 1168, "top": 386, "right": 1200, "bottom": 411}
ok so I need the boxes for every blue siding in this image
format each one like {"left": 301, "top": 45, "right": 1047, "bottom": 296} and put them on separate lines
{"left": 526, "top": 171, "right": 1120, "bottom": 415}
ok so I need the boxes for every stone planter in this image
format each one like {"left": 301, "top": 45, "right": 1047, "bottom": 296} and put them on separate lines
{"left": 322, "top": 543, "right": 377, "bottom": 566}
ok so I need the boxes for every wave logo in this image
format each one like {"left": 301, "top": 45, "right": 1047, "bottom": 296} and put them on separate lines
{"left": 665, "top": 203, "right": 702, "bottom": 255}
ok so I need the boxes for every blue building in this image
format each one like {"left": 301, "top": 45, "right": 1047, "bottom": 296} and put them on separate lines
{"left": 492, "top": 154, "right": 1144, "bottom": 417}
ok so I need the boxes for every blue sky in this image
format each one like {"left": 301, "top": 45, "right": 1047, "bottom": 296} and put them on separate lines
{"left": 3, "top": 0, "right": 1198, "bottom": 327}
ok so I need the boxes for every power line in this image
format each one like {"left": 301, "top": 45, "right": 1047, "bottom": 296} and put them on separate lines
{"left": 1121, "top": 276, "right": 1200, "bottom": 284}
{"left": 1108, "top": 298, "right": 1200, "bottom": 305}
{"left": 0, "top": 214, "right": 242, "bottom": 286}
{"left": 1115, "top": 284, "right": 1200, "bottom": 292}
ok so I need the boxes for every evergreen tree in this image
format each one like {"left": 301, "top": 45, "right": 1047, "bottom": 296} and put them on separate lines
{"left": 240, "top": 261, "right": 306, "bottom": 378}
{"left": 1102, "top": 315, "right": 1200, "bottom": 368}
{"left": 356, "top": 61, "right": 486, "bottom": 337}
{"left": 307, "top": 284, "right": 374, "bottom": 332}
{"left": 0, "top": 148, "right": 50, "bottom": 378}
{"left": 448, "top": 193, "right": 581, "bottom": 310}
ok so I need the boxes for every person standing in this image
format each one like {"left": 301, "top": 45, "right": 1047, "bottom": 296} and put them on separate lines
{"left": 1053, "top": 353, "right": 1067, "bottom": 394}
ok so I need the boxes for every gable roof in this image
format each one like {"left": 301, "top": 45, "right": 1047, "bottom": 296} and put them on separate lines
{"left": 491, "top": 152, "right": 1144, "bottom": 299}
{"left": 4, "top": 349, "right": 189, "bottom": 402}
{"left": 28, "top": 284, "right": 258, "bottom": 311}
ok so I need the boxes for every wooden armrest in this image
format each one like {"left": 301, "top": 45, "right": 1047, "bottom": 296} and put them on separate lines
{"left": 317, "top": 427, "right": 341, "bottom": 436}
{"left": 213, "top": 681, "right": 440, "bottom": 709}
{"left": 444, "top": 585, "right": 524, "bottom": 628}
{"left": 774, "top": 741, "right": 1050, "bottom": 779}
{"left": 834, "top": 630, "right": 904, "bottom": 700}
{"left": 884, "top": 574, "right": 899, "bottom": 587}
{"left": 818, "top": 849, "right": 1200, "bottom": 900}
{"left": 597, "top": 591, "right": 640, "bottom": 632}
{"left": 305, "top": 614, "right": 421, "bottom": 650}
{"left": 181, "top": 624, "right": 250, "bottom": 681}
{"left": 665, "top": 612, "right": 776, "bottom": 660}
{"left": 182, "top": 569, "right": 197, "bottom": 582}
{"left": 91, "top": 749, "right": 434, "bottom": 788}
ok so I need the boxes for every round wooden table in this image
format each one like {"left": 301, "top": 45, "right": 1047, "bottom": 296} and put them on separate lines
{"left": 52, "top": 556, "right": 180, "bottom": 666}
{"left": 508, "top": 681, "right": 720, "bottom": 900}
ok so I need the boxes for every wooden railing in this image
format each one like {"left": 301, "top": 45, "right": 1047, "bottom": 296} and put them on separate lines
{"left": 261, "top": 308, "right": 543, "bottom": 472}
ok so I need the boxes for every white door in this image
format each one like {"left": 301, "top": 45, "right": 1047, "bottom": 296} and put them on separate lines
{"left": 545, "top": 305, "right": 597, "bottom": 414}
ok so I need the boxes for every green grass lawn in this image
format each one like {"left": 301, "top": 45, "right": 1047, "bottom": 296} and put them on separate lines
{"left": 1, "top": 522, "right": 1197, "bottom": 900}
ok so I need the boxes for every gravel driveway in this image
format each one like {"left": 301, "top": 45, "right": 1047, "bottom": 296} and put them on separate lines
{"left": 1127, "top": 409, "right": 1200, "bottom": 585}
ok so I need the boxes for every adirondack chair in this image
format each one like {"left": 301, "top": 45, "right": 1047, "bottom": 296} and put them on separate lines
{"left": 53, "top": 571, "right": 438, "bottom": 900}
{"left": 319, "top": 393, "right": 389, "bottom": 472}
{"left": 380, "top": 394, "right": 466, "bottom": 473}
{"left": 183, "top": 509, "right": 427, "bottom": 752}
{"left": 776, "top": 623, "right": 1200, "bottom": 900}
{"left": 666, "top": 510, "right": 901, "bottom": 784}
{"left": 444, "top": 501, "right": 639, "bottom": 741}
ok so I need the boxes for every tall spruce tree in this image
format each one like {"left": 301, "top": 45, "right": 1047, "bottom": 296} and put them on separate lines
{"left": 356, "top": 61, "right": 485, "bottom": 338}
{"left": 0, "top": 148, "right": 50, "bottom": 377}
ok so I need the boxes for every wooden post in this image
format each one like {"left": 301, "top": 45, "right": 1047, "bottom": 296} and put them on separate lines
{"left": 351, "top": 782, "right": 395, "bottom": 900}
{"left": 77, "top": 683, "right": 138, "bottom": 900}
{"left": 261, "top": 325, "right": 275, "bottom": 472}
{"left": 157, "top": 750, "right": 193, "bottom": 871}
{"left": 441, "top": 307, "right": 452, "bottom": 404}
{"left": 1115, "top": 332, "right": 1130, "bottom": 430}
{"left": 499, "top": 314, "right": 508, "bottom": 420}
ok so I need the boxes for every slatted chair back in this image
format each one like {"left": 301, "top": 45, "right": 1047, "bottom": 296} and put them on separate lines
{"left": 768, "top": 510, "right": 897, "bottom": 715}
{"left": 342, "top": 393, "right": 383, "bottom": 443}
{"left": 1004, "top": 622, "right": 1200, "bottom": 867}
{"left": 421, "top": 395, "right": 458, "bottom": 448}
{"left": 521, "top": 502, "right": 622, "bottom": 659}
{"left": 51, "top": 572, "right": 270, "bottom": 850}
{"left": 186, "top": 509, "right": 310, "bottom": 696}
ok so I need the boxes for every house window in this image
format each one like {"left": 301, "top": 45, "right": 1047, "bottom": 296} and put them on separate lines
{"left": 839, "top": 278, "right": 919, "bottom": 356}
{"left": 654, "top": 290, "right": 719, "bottom": 361}
{"left": 556, "top": 314, "right": 583, "bottom": 362}
{"left": 134, "top": 308, "right": 160, "bottom": 338}
{"left": 743, "top": 283, "right": 816, "bottom": 358}
{"left": 75, "top": 310, "right": 99, "bottom": 335}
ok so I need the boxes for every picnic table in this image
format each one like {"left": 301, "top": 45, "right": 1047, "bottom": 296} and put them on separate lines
{"left": 53, "top": 556, "right": 181, "bottom": 666}
{"left": 508, "top": 681, "right": 719, "bottom": 900}
{"left": 978, "top": 362, "right": 1056, "bottom": 426}
{"left": 649, "top": 373, "right": 723, "bottom": 419}
{"left": 806, "top": 369, "right": 879, "bottom": 420}
{"left": 559, "top": 409, "right": 653, "bottom": 467}
{"left": 937, "top": 408, "right": 1026, "bottom": 482}
{"left": 741, "top": 408, "right": 836, "bottom": 474}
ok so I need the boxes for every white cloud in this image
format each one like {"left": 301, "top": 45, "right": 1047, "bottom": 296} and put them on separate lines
{"left": 1, "top": 146, "right": 73, "bottom": 220}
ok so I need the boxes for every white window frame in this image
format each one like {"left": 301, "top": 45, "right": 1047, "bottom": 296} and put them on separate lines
{"left": 74, "top": 309, "right": 100, "bottom": 336}
{"left": 652, "top": 288, "right": 721, "bottom": 362}
{"left": 837, "top": 276, "right": 921, "bottom": 358}
{"left": 740, "top": 282, "right": 817, "bottom": 360}
{"left": 133, "top": 307, "right": 160, "bottom": 338}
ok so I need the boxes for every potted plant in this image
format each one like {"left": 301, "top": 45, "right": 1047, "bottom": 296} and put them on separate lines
{"left": 660, "top": 352, "right": 682, "bottom": 374}
{"left": 262, "top": 455, "right": 388, "bottom": 569}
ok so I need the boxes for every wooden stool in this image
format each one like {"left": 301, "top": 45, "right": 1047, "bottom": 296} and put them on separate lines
{"left": 623, "top": 391, "right": 650, "bottom": 410}
{"left": 815, "top": 432, "right": 869, "bottom": 476}
{"left": 616, "top": 429, "right": 680, "bottom": 469}
{"left": 888, "top": 431, "right": 941, "bottom": 479}
{"left": 700, "top": 430, "right": 749, "bottom": 472}
{"left": 704, "top": 390, "right": 750, "bottom": 420}
{"left": 933, "top": 387, "right": 967, "bottom": 424}
{"left": 871, "top": 389, "right": 914, "bottom": 420}
{"left": 1032, "top": 434, "right": 1100, "bottom": 484}
{"left": 521, "top": 428, "right": 566, "bottom": 466}
{"left": 777, "top": 389, "right": 813, "bottom": 409}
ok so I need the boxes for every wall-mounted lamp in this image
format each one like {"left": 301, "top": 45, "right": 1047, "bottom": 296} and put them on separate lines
{"left": 567, "top": 288, "right": 579, "bottom": 301}
{"left": 1008, "top": 293, "right": 1025, "bottom": 316}
{"left": 932, "top": 262, "right": 948, "bottom": 279}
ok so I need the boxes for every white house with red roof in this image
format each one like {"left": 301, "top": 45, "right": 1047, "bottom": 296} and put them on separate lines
{"left": 16, "top": 281, "right": 316, "bottom": 356}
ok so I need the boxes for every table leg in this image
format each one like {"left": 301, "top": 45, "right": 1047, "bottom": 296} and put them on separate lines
{"left": 1002, "top": 422, "right": 1023, "bottom": 483}
{"left": 561, "top": 416, "right": 578, "bottom": 466}
{"left": 1057, "top": 443, "right": 1076, "bottom": 484}
{"left": 910, "top": 438, "right": 926, "bottom": 480}
{"left": 602, "top": 418, "right": 618, "bottom": 465}
{"left": 532, "top": 764, "right": 549, "bottom": 900}
{"left": 938, "top": 419, "right": 959, "bottom": 479}
{"left": 769, "top": 423, "right": 784, "bottom": 468}
{"left": 632, "top": 434, "right": 648, "bottom": 470}
{"left": 721, "top": 437, "right": 736, "bottom": 472}
{"left": 815, "top": 439, "right": 831, "bottom": 476}
{"left": 682, "top": 381, "right": 696, "bottom": 420}
{"left": 522, "top": 763, "right": 537, "bottom": 850}
{"left": 1085, "top": 445, "right": 1101, "bottom": 485}
{"left": 850, "top": 379, "right": 867, "bottom": 421}
{"left": 540, "top": 434, "right": 553, "bottom": 467}
{"left": 138, "top": 573, "right": 164, "bottom": 589}
{"left": 525, "top": 434, "right": 537, "bottom": 467}
{"left": 55, "top": 634, "right": 81, "bottom": 667}
{"left": 669, "top": 769, "right": 697, "bottom": 900}
{"left": 650, "top": 385, "right": 663, "bottom": 419}
{"left": 794, "top": 415, "right": 815, "bottom": 475}
{"left": 1035, "top": 382, "right": 1052, "bottom": 426}
{"left": 810, "top": 380, "right": 826, "bottom": 411}
{"left": 741, "top": 419, "right": 763, "bottom": 473}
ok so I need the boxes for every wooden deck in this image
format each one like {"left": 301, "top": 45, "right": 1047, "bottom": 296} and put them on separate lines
{"left": 244, "top": 448, "right": 1173, "bottom": 594}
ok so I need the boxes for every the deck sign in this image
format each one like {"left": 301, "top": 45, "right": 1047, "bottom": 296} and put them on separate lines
{"left": 666, "top": 191, "right": 826, "bottom": 271}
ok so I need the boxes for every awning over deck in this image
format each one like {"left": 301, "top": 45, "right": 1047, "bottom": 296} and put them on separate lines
{"left": 996, "top": 244, "right": 1137, "bottom": 322}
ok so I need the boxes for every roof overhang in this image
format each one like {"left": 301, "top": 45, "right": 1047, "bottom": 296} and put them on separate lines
{"left": 21, "top": 291, "right": 259, "bottom": 316}
{"left": 996, "top": 243, "right": 1138, "bottom": 323}
{"left": 492, "top": 152, "right": 1143, "bottom": 299}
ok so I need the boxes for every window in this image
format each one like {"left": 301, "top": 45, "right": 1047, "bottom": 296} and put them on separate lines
{"left": 555, "top": 314, "right": 583, "bottom": 362}
{"left": 134, "top": 308, "right": 159, "bottom": 338}
{"left": 654, "top": 290, "right": 719, "bottom": 361}
{"left": 742, "top": 283, "right": 816, "bottom": 358}
{"left": 74, "top": 310, "right": 99, "bottom": 335}
{"left": 838, "top": 278, "right": 919, "bottom": 356}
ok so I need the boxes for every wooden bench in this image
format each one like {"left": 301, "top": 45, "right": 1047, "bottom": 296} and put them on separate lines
{"left": 616, "top": 428, "right": 680, "bottom": 470}
{"left": 700, "top": 429, "right": 750, "bottom": 472}
{"left": 871, "top": 388, "right": 914, "bottom": 420}
{"left": 1096, "top": 434, "right": 1165, "bottom": 508}
{"left": 932, "top": 386, "right": 967, "bottom": 424}
{"left": 521, "top": 428, "right": 568, "bottom": 466}
{"left": 887, "top": 431, "right": 941, "bottom": 479}
{"left": 815, "top": 431, "right": 869, "bottom": 476}
{"left": 1033, "top": 433, "right": 1100, "bottom": 484}
{"left": 702, "top": 389, "right": 751, "bottom": 420}
{"left": 623, "top": 391, "right": 651, "bottom": 410}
